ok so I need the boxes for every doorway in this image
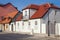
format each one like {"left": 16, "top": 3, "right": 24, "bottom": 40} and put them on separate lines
{"left": 11, "top": 24, "right": 13, "bottom": 31}
{"left": 48, "top": 21, "right": 55, "bottom": 36}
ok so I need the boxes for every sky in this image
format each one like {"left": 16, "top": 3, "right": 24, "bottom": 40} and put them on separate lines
{"left": 0, "top": 0, "right": 60, "bottom": 11}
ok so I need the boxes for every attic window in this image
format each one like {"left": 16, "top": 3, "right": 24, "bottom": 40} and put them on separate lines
{"left": 1, "top": 16, "right": 4, "bottom": 19}
{"left": 25, "top": 11, "right": 27, "bottom": 16}
{"left": 1, "top": 16, "right": 6, "bottom": 20}
{"left": 8, "top": 17, "right": 12, "bottom": 19}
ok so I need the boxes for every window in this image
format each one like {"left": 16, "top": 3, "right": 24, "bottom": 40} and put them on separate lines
{"left": 29, "top": 22, "right": 30, "bottom": 25}
{"left": 18, "top": 23, "right": 19, "bottom": 28}
{"left": 18, "top": 23, "right": 19, "bottom": 26}
{"left": 1, "top": 16, "right": 6, "bottom": 20}
{"left": 25, "top": 11, "right": 27, "bottom": 16}
{"left": 22, "top": 22, "right": 24, "bottom": 29}
{"left": 55, "top": 10, "right": 57, "bottom": 15}
{"left": 6, "top": 24, "right": 8, "bottom": 28}
{"left": 22, "top": 22, "right": 24, "bottom": 26}
{"left": 35, "top": 21, "right": 37, "bottom": 25}
{"left": 3, "top": 24, "right": 5, "bottom": 26}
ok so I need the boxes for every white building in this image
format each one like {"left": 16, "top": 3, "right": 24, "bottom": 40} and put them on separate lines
{"left": 16, "top": 3, "right": 60, "bottom": 35}
{"left": 11, "top": 3, "right": 60, "bottom": 36}
{"left": 0, "top": 3, "right": 19, "bottom": 32}
{"left": 1, "top": 3, "right": 60, "bottom": 36}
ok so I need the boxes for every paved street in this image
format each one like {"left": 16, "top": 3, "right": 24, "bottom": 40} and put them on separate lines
{"left": 0, "top": 32, "right": 60, "bottom": 40}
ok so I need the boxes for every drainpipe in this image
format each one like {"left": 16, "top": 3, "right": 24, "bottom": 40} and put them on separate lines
{"left": 48, "top": 11, "right": 50, "bottom": 36}
{"left": 48, "top": 21, "right": 50, "bottom": 36}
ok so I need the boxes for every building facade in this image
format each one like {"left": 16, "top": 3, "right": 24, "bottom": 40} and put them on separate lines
{"left": 0, "top": 3, "right": 60, "bottom": 36}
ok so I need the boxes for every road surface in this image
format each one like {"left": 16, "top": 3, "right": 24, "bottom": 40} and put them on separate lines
{"left": 0, "top": 32, "right": 60, "bottom": 40}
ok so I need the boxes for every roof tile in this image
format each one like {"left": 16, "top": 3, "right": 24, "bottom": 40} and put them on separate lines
{"left": 30, "top": 3, "right": 60, "bottom": 19}
{"left": 0, "top": 3, "right": 18, "bottom": 24}
{"left": 16, "top": 14, "right": 22, "bottom": 21}
{"left": 23, "top": 4, "right": 39, "bottom": 10}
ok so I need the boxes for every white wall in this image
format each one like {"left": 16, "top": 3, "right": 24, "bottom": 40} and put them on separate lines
{"left": 29, "top": 19, "right": 41, "bottom": 33}
{"left": 5, "top": 24, "right": 9, "bottom": 31}
{"left": 6, "top": 8, "right": 60, "bottom": 36}
{"left": 9, "top": 22, "right": 16, "bottom": 32}
{"left": 15, "top": 21, "right": 23, "bottom": 32}
{"left": 41, "top": 23, "right": 46, "bottom": 34}
{"left": 12, "top": 19, "right": 41, "bottom": 34}
{"left": 2, "top": 24, "right": 12, "bottom": 32}
{"left": 41, "top": 8, "right": 60, "bottom": 35}
{"left": 23, "top": 9, "right": 37, "bottom": 20}
{"left": 41, "top": 8, "right": 56, "bottom": 34}
{"left": 23, "top": 9, "right": 29, "bottom": 20}
{"left": 10, "top": 21, "right": 23, "bottom": 32}
{"left": 30, "top": 9, "right": 37, "bottom": 17}
{"left": 55, "top": 23, "right": 60, "bottom": 35}
{"left": 22, "top": 21, "right": 31, "bottom": 32}
{"left": 48, "top": 9, "right": 60, "bottom": 35}
{"left": 55, "top": 9, "right": 60, "bottom": 35}
{"left": 55, "top": 9, "right": 60, "bottom": 23}
{"left": 12, "top": 21, "right": 31, "bottom": 33}
{"left": 41, "top": 10, "right": 48, "bottom": 34}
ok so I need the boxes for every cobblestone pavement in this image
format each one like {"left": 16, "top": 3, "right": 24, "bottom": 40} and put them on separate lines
{"left": 0, "top": 32, "right": 60, "bottom": 40}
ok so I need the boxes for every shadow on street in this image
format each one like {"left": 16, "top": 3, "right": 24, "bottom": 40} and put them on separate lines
{"left": 0, "top": 33, "right": 33, "bottom": 40}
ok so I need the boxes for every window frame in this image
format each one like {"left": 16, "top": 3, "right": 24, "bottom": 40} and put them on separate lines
{"left": 35, "top": 21, "right": 37, "bottom": 25}
{"left": 25, "top": 11, "right": 27, "bottom": 16}
{"left": 29, "top": 22, "right": 30, "bottom": 25}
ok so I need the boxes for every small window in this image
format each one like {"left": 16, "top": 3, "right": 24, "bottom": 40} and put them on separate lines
{"left": 3, "top": 24, "right": 5, "bottom": 26}
{"left": 35, "top": 21, "right": 37, "bottom": 25}
{"left": 22, "top": 22, "right": 24, "bottom": 26}
{"left": 25, "top": 11, "right": 27, "bottom": 16}
{"left": 18, "top": 23, "right": 19, "bottom": 28}
{"left": 6, "top": 25, "right": 8, "bottom": 28}
{"left": 22, "top": 22, "right": 24, "bottom": 29}
{"left": 18, "top": 23, "right": 19, "bottom": 26}
{"left": 29, "top": 22, "right": 30, "bottom": 25}
{"left": 55, "top": 10, "right": 57, "bottom": 15}
{"left": 1, "top": 16, "right": 5, "bottom": 20}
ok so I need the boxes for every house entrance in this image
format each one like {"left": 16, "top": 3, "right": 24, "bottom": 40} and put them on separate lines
{"left": 11, "top": 24, "right": 13, "bottom": 31}
{"left": 48, "top": 21, "right": 55, "bottom": 36}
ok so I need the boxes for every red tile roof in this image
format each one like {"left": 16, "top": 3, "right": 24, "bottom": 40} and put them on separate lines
{"left": 16, "top": 14, "right": 22, "bottom": 21}
{"left": 22, "top": 4, "right": 39, "bottom": 10}
{"left": 0, "top": 3, "right": 18, "bottom": 24}
{"left": 0, "top": 3, "right": 17, "bottom": 17}
{"left": 30, "top": 3, "right": 60, "bottom": 19}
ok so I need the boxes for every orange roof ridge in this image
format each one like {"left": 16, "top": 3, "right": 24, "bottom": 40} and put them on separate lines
{"left": 22, "top": 4, "right": 39, "bottom": 10}
{"left": 30, "top": 3, "right": 60, "bottom": 19}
